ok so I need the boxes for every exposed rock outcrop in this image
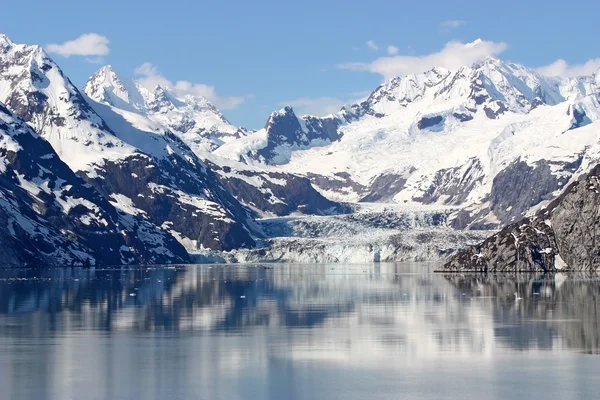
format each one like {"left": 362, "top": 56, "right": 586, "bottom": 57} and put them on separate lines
{"left": 441, "top": 164, "right": 600, "bottom": 272}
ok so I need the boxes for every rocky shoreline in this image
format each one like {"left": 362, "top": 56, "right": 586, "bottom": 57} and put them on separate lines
{"left": 439, "top": 164, "right": 600, "bottom": 273}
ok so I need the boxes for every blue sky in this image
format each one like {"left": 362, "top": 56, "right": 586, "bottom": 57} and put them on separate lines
{"left": 3, "top": 0, "right": 600, "bottom": 128}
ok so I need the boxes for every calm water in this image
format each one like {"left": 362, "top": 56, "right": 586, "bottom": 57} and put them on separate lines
{"left": 0, "top": 263, "right": 599, "bottom": 400}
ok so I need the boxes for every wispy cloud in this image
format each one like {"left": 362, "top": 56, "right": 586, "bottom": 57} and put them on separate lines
{"left": 387, "top": 45, "right": 399, "bottom": 55}
{"left": 366, "top": 40, "right": 379, "bottom": 51}
{"left": 134, "top": 62, "right": 246, "bottom": 110}
{"left": 47, "top": 33, "right": 110, "bottom": 57}
{"left": 281, "top": 91, "right": 371, "bottom": 117}
{"left": 84, "top": 56, "right": 105, "bottom": 64}
{"left": 338, "top": 39, "right": 508, "bottom": 80}
{"left": 281, "top": 97, "right": 345, "bottom": 116}
{"left": 535, "top": 58, "right": 600, "bottom": 77}
{"left": 440, "top": 20, "right": 466, "bottom": 31}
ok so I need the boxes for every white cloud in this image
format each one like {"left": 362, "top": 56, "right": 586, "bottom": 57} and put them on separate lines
{"left": 440, "top": 20, "right": 466, "bottom": 30}
{"left": 84, "top": 56, "right": 105, "bottom": 64}
{"left": 338, "top": 39, "right": 508, "bottom": 80}
{"left": 47, "top": 33, "right": 110, "bottom": 57}
{"left": 387, "top": 45, "right": 399, "bottom": 55}
{"left": 367, "top": 40, "right": 379, "bottom": 51}
{"left": 281, "top": 97, "right": 345, "bottom": 116}
{"left": 134, "top": 62, "right": 245, "bottom": 110}
{"left": 535, "top": 58, "right": 600, "bottom": 77}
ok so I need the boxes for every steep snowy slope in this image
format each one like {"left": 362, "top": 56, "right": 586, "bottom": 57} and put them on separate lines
{"left": 84, "top": 65, "right": 248, "bottom": 152}
{"left": 0, "top": 102, "right": 189, "bottom": 266}
{"left": 84, "top": 65, "right": 348, "bottom": 218}
{"left": 216, "top": 56, "right": 600, "bottom": 227}
{"left": 0, "top": 34, "right": 256, "bottom": 252}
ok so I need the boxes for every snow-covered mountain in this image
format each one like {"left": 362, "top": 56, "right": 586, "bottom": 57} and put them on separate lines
{"left": 215, "top": 55, "right": 600, "bottom": 228}
{"left": 84, "top": 65, "right": 248, "bottom": 152}
{"left": 0, "top": 34, "right": 257, "bottom": 253}
{"left": 0, "top": 102, "right": 189, "bottom": 266}
{"left": 2, "top": 31, "right": 600, "bottom": 266}
{"left": 84, "top": 65, "right": 347, "bottom": 218}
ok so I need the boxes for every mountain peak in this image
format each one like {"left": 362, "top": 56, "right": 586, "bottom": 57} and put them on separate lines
{"left": 0, "top": 33, "right": 14, "bottom": 49}
{"left": 89, "top": 64, "right": 123, "bottom": 85}
{"left": 84, "top": 64, "right": 146, "bottom": 113}
{"left": 96, "top": 64, "right": 118, "bottom": 76}
{"left": 465, "top": 38, "right": 484, "bottom": 48}
{"left": 264, "top": 106, "right": 298, "bottom": 130}
{"left": 471, "top": 55, "right": 504, "bottom": 70}
{"left": 274, "top": 106, "right": 296, "bottom": 116}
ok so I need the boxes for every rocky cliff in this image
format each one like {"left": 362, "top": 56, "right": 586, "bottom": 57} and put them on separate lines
{"left": 441, "top": 163, "right": 600, "bottom": 272}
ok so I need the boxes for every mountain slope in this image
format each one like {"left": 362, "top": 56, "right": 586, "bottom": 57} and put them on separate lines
{"left": 84, "top": 65, "right": 247, "bottom": 152}
{"left": 0, "top": 102, "right": 189, "bottom": 266}
{"left": 440, "top": 162, "right": 600, "bottom": 272}
{"left": 0, "top": 34, "right": 256, "bottom": 252}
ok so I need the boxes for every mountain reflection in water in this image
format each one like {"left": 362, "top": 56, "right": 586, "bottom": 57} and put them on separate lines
{"left": 0, "top": 264, "right": 598, "bottom": 400}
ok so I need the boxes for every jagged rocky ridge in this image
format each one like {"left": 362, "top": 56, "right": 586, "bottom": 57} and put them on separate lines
{"left": 441, "top": 163, "right": 600, "bottom": 272}
{"left": 84, "top": 65, "right": 250, "bottom": 152}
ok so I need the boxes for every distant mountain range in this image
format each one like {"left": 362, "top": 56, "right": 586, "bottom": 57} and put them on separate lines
{"left": 0, "top": 33, "right": 599, "bottom": 266}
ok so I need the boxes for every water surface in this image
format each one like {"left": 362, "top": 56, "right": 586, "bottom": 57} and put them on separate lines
{"left": 0, "top": 263, "right": 598, "bottom": 400}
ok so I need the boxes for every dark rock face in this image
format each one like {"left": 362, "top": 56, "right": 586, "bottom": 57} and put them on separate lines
{"left": 307, "top": 172, "right": 368, "bottom": 199}
{"left": 530, "top": 97, "right": 545, "bottom": 110}
{"left": 483, "top": 101, "right": 507, "bottom": 119}
{"left": 551, "top": 172, "right": 600, "bottom": 269}
{"left": 490, "top": 159, "right": 580, "bottom": 224}
{"left": 441, "top": 164, "right": 600, "bottom": 272}
{"left": 452, "top": 112, "right": 474, "bottom": 122}
{"left": 443, "top": 217, "right": 557, "bottom": 273}
{"left": 360, "top": 173, "right": 408, "bottom": 202}
{"left": 417, "top": 115, "right": 443, "bottom": 130}
{"left": 0, "top": 103, "right": 189, "bottom": 266}
{"left": 256, "top": 107, "right": 342, "bottom": 164}
{"left": 568, "top": 105, "right": 592, "bottom": 130}
{"left": 450, "top": 207, "right": 498, "bottom": 231}
{"left": 413, "top": 158, "right": 484, "bottom": 205}
{"left": 83, "top": 154, "right": 256, "bottom": 252}
{"left": 340, "top": 101, "right": 385, "bottom": 122}
{"left": 209, "top": 163, "right": 348, "bottom": 217}
{"left": 303, "top": 115, "right": 342, "bottom": 142}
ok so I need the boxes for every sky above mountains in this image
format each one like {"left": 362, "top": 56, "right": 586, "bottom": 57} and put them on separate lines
{"left": 3, "top": 0, "right": 600, "bottom": 128}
